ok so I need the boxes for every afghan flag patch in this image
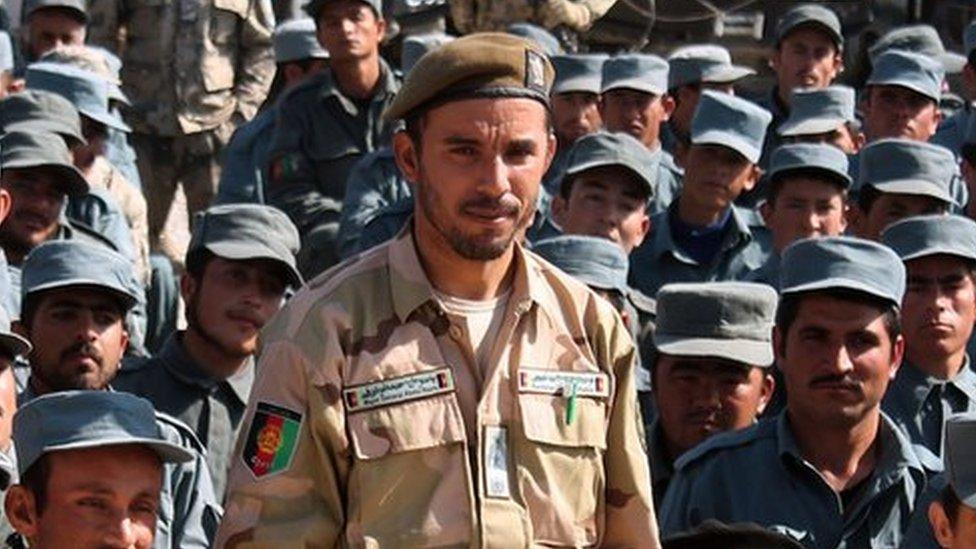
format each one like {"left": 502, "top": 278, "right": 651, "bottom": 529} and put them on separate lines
{"left": 242, "top": 402, "right": 302, "bottom": 479}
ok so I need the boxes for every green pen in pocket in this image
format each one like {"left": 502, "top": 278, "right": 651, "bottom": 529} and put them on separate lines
{"left": 565, "top": 381, "right": 578, "bottom": 425}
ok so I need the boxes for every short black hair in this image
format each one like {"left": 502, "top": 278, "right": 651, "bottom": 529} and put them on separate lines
{"left": 184, "top": 248, "right": 216, "bottom": 281}
{"left": 774, "top": 288, "right": 900, "bottom": 355}
{"left": 19, "top": 454, "right": 52, "bottom": 516}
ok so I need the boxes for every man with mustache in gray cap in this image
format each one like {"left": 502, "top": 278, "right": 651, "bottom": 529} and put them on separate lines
{"left": 115, "top": 204, "right": 301, "bottom": 500}
{"left": 660, "top": 237, "right": 926, "bottom": 547}
{"left": 13, "top": 240, "right": 220, "bottom": 548}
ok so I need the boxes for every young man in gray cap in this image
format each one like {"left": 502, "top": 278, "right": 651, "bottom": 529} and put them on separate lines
{"left": 660, "top": 236, "right": 925, "bottom": 547}
{"left": 13, "top": 240, "right": 220, "bottom": 548}
{"left": 219, "top": 32, "right": 658, "bottom": 547}
{"left": 760, "top": 3, "right": 843, "bottom": 159}
{"left": 4, "top": 391, "right": 192, "bottom": 548}
{"left": 550, "top": 131, "right": 655, "bottom": 254}
{"left": 880, "top": 215, "right": 976, "bottom": 455}
{"left": 600, "top": 53, "right": 683, "bottom": 213}
{"left": 664, "top": 44, "right": 754, "bottom": 167}
{"left": 748, "top": 143, "right": 850, "bottom": 286}
{"left": 115, "top": 204, "right": 301, "bottom": 500}
{"left": 215, "top": 18, "right": 330, "bottom": 206}
{"left": 851, "top": 138, "right": 956, "bottom": 240}
{"left": 901, "top": 411, "right": 976, "bottom": 548}
{"left": 862, "top": 50, "right": 944, "bottom": 144}
{"left": 628, "top": 90, "right": 772, "bottom": 299}
{"left": 21, "top": 0, "right": 87, "bottom": 62}
{"left": 264, "top": 0, "right": 398, "bottom": 278}
{"left": 542, "top": 54, "right": 606, "bottom": 195}
{"left": 777, "top": 85, "right": 863, "bottom": 154}
{"left": 647, "top": 281, "right": 776, "bottom": 508}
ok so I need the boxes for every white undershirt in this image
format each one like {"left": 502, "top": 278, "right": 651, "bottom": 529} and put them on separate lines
{"left": 434, "top": 288, "right": 512, "bottom": 374}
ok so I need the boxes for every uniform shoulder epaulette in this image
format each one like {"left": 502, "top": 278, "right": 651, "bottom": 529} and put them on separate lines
{"left": 278, "top": 70, "right": 333, "bottom": 105}
{"left": 659, "top": 149, "right": 684, "bottom": 176}
{"left": 673, "top": 418, "right": 774, "bottom": 471}
{"left": 155, "top": 411, "right": 206, "bottom": 455}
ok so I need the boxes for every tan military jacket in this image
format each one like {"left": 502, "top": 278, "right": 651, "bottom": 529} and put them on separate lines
{"left": 448, "top": 0, "right": 616, "bottom": 33}
{"left": 217, "top": 227, "right": 660, "bottom": 548}
{"left": 87, "top": 0, "right": 275, "bottom": 136}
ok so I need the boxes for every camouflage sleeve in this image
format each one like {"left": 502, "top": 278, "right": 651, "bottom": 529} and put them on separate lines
{"left": 591, "top": 298, "right": 661, "bottom": 548}
{"left": 215, "top": 298, "right": 350, "bottom": 547}
{"left": 234, "top": 0, "right": 275, "bottom": 122}
{"left": 336, "top": 151, "right": 410, "bottom": 259}
{"left": 86, "top": 0, "right": 124, "bottom": 52}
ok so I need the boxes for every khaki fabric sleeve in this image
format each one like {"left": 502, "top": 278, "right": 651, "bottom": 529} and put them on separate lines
{"left": 233, "top": 0, "right": 276, "bottom": 122}
{"left": 590, "top": 298, "right": 661, "bottom": 548}
{"left": 216, "top": 304, "right": 351, "bottom": 548}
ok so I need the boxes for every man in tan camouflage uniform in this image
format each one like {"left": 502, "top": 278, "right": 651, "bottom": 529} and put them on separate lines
{"left": 87, "top": 0, "right": 275, "bottom": 258}
{"left": 217, "top": 32, "right": 660, "bottom": 547}
{"left": 449, "top": 0, "right": 617, "bottom": 35}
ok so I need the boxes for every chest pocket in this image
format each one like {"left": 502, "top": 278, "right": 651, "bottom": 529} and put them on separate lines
{"left": 346, "top": 391, "right": 473, "bottom": 546}
{"left": 515, "top": 371, "right": 610, "bottom": 547}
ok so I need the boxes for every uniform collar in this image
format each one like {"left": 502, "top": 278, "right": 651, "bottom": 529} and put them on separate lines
{"left": 776, "top": 409, "right": 924, "bottom": 478}
{"left": 319, "top": 57, "right": 399, "bottom": 111}
{"left": 652, "top": 203, "right": 754, "bottom": 263}
{"left": 892, "top": 356, "right": 976, "bottom": 415}
{"left": 388, "top": 222, "right": 546, "bottom": 323}
{"left": 158, "top": 332, "right": 254, "bottom": 406}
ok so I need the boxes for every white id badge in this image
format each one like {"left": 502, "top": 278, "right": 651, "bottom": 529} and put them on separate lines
{"left": 484, "top": 426, "right": 511, "bottom": 499}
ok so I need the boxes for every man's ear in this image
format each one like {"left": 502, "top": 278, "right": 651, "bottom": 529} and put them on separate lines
{"left": 759, "top": 199, "right": 774, "bottom": 225}
{"left": 660, "top": 94, "right": 676, "bottom": 121}
{"left": 179, "top": 272, "right": 197, "bottom": 304}
{"left": 756, "top": 372, "right": 776, "bottom": 415}
{"left": 5, "top": 485, "right": 39, "bottom": 541}
{"left": 393, "top": 131, "right": 421, "bottom": 185}
{"left": 928, "top": 500, "right": 955, "bottom": 548}
{"left": 742, "top": 165, "right": 763, "bottom": 193}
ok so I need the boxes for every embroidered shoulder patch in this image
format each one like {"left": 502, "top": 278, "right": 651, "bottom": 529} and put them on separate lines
{"left": 518, "top": 368, "right": 610, "bottom": 397}
{"left": 242, "top": 402, "right": 302, "bottom": 479}
{"left": 343, "top": 368, "right": 455, "bottom": 413}
{"left": 525, "top": 49, "right": 547, "bottom": 92}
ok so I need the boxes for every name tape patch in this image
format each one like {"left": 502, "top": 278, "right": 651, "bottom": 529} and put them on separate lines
{"left": 517, "top": 369, "right": 610, "bottom": 398}
{"left": 344, "top": 368, "right": 455, "bottom": 413}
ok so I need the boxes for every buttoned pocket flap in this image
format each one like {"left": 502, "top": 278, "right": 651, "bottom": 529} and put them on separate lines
{"left": 348, "top": 393, "right": 466, "bottom": 460}
{"left": 519, "top": 392, "right": 607, "bottom": 450}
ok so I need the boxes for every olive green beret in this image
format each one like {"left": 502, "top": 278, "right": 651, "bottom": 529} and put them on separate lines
{"left": 383, "top": 32, "right": 554, "bottom": 122}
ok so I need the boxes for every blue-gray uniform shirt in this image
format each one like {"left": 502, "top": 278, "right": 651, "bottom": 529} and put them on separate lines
{"left": 17, "top": 384, "right": 221, "bottom": 548}
{"left": 114, "top": 332, "right": 254, "bottom": 500}
{"left": 266, "top": 60, "right": 400, "bottom": 236}
{"left": 881, "top": 358, "right": 976, "bottom": 455}
{"left": 931, "top": 104, "right": 971, "bottom": 158}
{"left": 628, "top": 202, "right": 771, "bottom": 298}
{"left": 900, "top": 472, "right": 946, "bottom": 549}
{"left": 336, "top": 147, "right": 412, "bottom": 260}
{"left": 105, "top": 126, "right": 142, "bottom": 192}
{"left": 744, "top": 252, "right": 781, "bottom": 288}
{"left": 214, "top": 107, "right": 275, "bottom": 205}
{"left": 660, "top": 411, "right": 926, "bottom": 548}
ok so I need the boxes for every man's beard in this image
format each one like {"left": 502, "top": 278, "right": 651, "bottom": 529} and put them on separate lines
{"left": 33, "top": 341, "right": 114, "bottom": 392}
{"left": 417, "top": 178, "right": 535, "bottom": 261}
{"left": 186, "top": 289, "right": 253, "bottom": 360}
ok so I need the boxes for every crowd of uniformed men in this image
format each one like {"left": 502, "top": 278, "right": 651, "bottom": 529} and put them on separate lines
{"left": 0, "top": 0, "right": 974, "bottom": 547}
